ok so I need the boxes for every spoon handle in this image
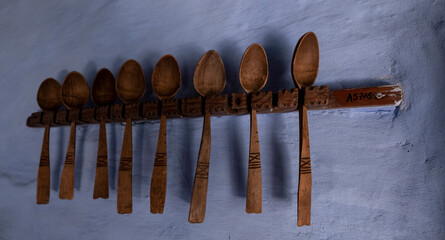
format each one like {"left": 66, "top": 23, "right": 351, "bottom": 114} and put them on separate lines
{"left": 117, "top": 117, "right": 132, "bottom": 214}
{"left": 189, "top": 111, "right": 211, "bottom": 223}
{"left": 59, "top": 121, "right": 76, "bottom": 200}
{"left": 246, "top": 109, "right": 262, "bottom": 213}
{"left": 37, "top": 124, "right": 51, "bottom": 204}
{"left": 297, "top": 103, "right": 312, "bottom": 226}
{"left": 150, "top": 114, "right": 167, "bottom": 213}
{"left": 93, "top": 119, "right": 109, "bottom": 199}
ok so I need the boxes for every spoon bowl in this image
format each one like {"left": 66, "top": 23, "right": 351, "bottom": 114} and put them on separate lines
{"left": 92, "top": 68, "right": 117, "bottom": 106}
{"left": 239, "top": 43, "right": 268, "bottom": 94}
{"left": 61, "top": 71, "right": 89, "bottom": 110}
{"left": 291, "top": 32, "right": 319, "bottom": 89}
{"left": 193, "top": 50, "right": 226, "bottom": 96}
{"left": 116, "top": 60, "right": 146, "bottom": 104}
{"left": 152, "top": 55, "right": 181, "bottom": 100}
{"left": 37, "top": 78, "right": 62, "bottom": 111}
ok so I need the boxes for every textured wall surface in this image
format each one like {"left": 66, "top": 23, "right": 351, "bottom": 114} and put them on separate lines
{"left": 0, "top": 0, "right": 444, "bottom": 239}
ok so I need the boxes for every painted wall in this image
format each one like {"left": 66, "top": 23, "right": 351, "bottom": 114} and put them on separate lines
{"left": 0, "top": 0, "right": 444, "bottom": 239}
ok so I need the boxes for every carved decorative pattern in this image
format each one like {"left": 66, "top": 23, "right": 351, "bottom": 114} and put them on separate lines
{"left": 230, "top": 93, "right": 248, "bottom": 114}
{"left": 154, "top": 153, "right": 167, "bottom": 167}
{"left": 182, "top": 97, "right": 202, "bottom": 117}
{"left": 206, "top": 95, "right": 228, "bottom": 115}
{"left": 67, "top": 109, "right": 81, "bottom": 123}
{"left": 95, "top": 106, "right": 109, "bottom": 121}
{"left": 142, "top": 101, "right": 159, "bottom": 119}
{"left": 249, "top": 152, "right": 261, "bottom": 169}
{"left": 119, "top": 157, "right": 132, "bottom": 171}
{"left": 55, "top": 109, "right": 68, "bottom": 125}
{"left": 300, "top": 157, "right": 311, "bottom": 174}
{"left": 251, "top": 91, "right": 272, "bottom": 113}
{"left": 80, "top": 107, "right": 98, "bottom": 123}
{"left": 162, "top": 99, "right": 180, "bottom": 117}
{"left": 96, "top": 155, "right": 107, "bottom": 167}
{"left": 277, "top": 89, "right": 298, "bottom": 111}
{"left": 26, "top": 85, "right": 402, "bottom": 127}
{"left": 195, "top": 162, "right": 209, "bottom": 179}
{"left": 125, "top": 103, "right": 142, "bottom": 120}
{"left": 305, "top": 86, "right": 329, "bottom": 107}
{"left": 41, "top": 111, "right": 55, "bottom": 125}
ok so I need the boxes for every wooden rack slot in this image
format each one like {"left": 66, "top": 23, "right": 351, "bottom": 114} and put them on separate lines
{"left": 27, "top": 85, "right": 402, "bottom": 128}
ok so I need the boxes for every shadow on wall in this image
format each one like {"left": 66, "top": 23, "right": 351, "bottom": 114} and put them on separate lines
{"left": 330, "top": 78, "right": 394, "bottom": 90}
{"left": 217, "top": 40, "right": 243, "bottom": 94}
{"left": 174, "top": 44, "right": 203, "bottom": 99}
{"left": 178, "top": 118, "right": 194, "bottom": 203}
{"left": 270, "top": 114, "right": 291, "bottom": 200}
{"left": 226, "top": 116, "right": 246, "bottom": 197}
{"left": 83, "top": 61, "right": 98, "bottom": 108}
{"left": 108, "top": 124, "right": 117, "bottom": 191}
{"left": 52, "top": 126, "right": 66, "bottom": 191}
{"left": 74, "top": 126, "right": 89, "bottom": 191}
{"left": 262, "top": 31, "right": 295, "bottom": 92}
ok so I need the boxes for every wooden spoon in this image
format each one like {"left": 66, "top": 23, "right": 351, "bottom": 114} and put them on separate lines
{"left": 116, "top": 59, "right": 146, "bottom": 214}
{"left": 91, "top": 68, "right": 117, "bottom": 199}
{"left": 150, "top": 55, "right": 181, "bottom": 213}
{"left": 59, "top": 71, "right": 89, "bottom": 199}
{"left": 36, "top": 78, "right": 62, "bottom": 204}
{"left": 239, "top": 43, "right": 268, "bottom": 214}
{"left": 189, "top": 50, "right": 226, "bottom": 223}
{"left": 291, "top": 32, "right": 319, "bottom": 226}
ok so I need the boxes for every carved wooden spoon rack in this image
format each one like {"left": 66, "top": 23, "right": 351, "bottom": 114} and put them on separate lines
{"left": 27, "top": 85, "right": 402, "bottom": 127}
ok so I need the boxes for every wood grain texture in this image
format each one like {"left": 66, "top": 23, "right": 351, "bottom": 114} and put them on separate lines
{"left": 59, "top": 121, "right": 76, "bottom": 200}
{"left": 193, "top": 50, "right": 226, "bottom": 96}
{"left": 246, "top": 109, "right": 262, "bottom": 213}
{"left": 37, "top": 78, "right": 62, "bottom": 111}
{"left": 93, "top": 119, "right": 109, "bottom": 199}
{"left": 61, "top": 72, "right": 89, "bottom": 110}
{"left": 116, "top": 60, "right": 146, "bottom": 104}
{"left": 239, "top": 43, "right": 268, "bottom": 93}
{"left": 297, "top": 102, "right": 311, "bottom": 226}
{"left": 150, "top": 114, "right": 167, "bottom": 213}
{"left": 117, "top": 118, "right": 133, "bottom": 214}
{"left": 26, "top": 85, "right": 402, "bottom": 128}
{"left": 189, "top": 111, "right": 211, "bottom": 223}
{"left": 36, "top": 124, "right": 50, "bottom": 204}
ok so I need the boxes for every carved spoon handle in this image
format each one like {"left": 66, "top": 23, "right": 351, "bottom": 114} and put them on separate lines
{"left": 117, "top": 117, "right": 133, "bottom": 214}
{"left": 59, "top": 121, "right": 76, "bottom": 200}
{"left": 150, "top": 114, "right": 167, "bottom": 213}
{"left": 37, "top": 124, "right": 51, "bottom": 204}
{"left": 246, "top": 109, "right": 262, "bottom": 213}
{"left": 93, "top": 119, "right": 109, "bottom": 199}
{"left": 297, "top": 103, "right": 312, "bottom": 226}
{"left": 189, "top": 111, "right": 211, "bottom": 223}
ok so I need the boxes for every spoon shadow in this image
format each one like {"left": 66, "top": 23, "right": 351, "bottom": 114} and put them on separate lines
{"left": 74, "top": 125, "right": 89, "bottom": 191}
{"left": 217, "top": 40, "right": 243, "bottom": 94}
{"left": 227, "top": 116, "right": 246, "bottom": 197}
{"left": 262, "top": 31, "right": 294, "bottom": 92}
{"left": 178, "top": 118, "right": 194, "bottom": 203}
{"left": 51, "top": 126, "right": 66, "bottom": 191}
{"left": 108, "top": 123, "right": 117, "bottom": 191}
{"left": 270, "top": 115, "right": 290, "bottom": 200}
{"left": 175, "top": 44, "right": 204, "bottom": 98}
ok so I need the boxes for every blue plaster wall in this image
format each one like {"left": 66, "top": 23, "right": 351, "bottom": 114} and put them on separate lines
{"left": 0, "top": 0, "right": 444, "bottom": 239}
